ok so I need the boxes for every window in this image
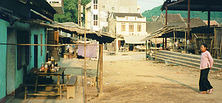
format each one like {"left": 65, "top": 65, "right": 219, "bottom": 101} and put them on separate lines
{"left": 121, "top": 23, "right": 126, "bottom": 32}
{"left": 93, "top": 0, "right": 98, "bottom": 9}
{"left": 137, "top": 24, "right": 141, "bottom": 32}
{"left": 93, "top": 0, "right": 98, "bottom": 4}
{"left": 93, "top": 14, "right": 98, "bottom": 26}
{"left": 129, "top": 24, "right": 134, "bottom": 32}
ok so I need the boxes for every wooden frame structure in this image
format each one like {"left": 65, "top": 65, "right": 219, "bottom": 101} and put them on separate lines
{"left": 161, "top": 0, "right": 222, "bottom": 57}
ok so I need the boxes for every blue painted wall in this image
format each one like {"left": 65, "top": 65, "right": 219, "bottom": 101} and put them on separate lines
{"left": 13, "top": 22, "right": 30, "bottom": 89}
{"left": 30, "top": 26, "right": 46, "bottom": 69}
{"left": 0, "top": 20, "right": 47, "bottom": 99}
{"left": 0, "top": 19, "right": 9, "bottom": 99}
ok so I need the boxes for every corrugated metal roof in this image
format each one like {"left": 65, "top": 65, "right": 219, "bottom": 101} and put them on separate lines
{"left": 147, "top": 21, "right": 163, "bottom": 34}
{"left": 184, "top": 18, "right": 207, "bottom": 28}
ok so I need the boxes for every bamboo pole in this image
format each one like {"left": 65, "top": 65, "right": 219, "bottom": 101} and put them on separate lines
{"left": 0, "top": 43, "right": 98, "bottom": 46}
{"left": 83, "top": 28, "right": 87, "bottom": 103}
{"left": 98, "top": 42, "right": 104, "bottom": 96}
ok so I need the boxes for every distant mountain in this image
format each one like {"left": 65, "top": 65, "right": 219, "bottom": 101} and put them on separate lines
{"left": 142, "top": 6, "right": 222, "bottom": 23}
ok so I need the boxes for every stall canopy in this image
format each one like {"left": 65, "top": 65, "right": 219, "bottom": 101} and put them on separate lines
{"left": 124, "top": 35, "right": 146, "bottom": 44}
{"left": 25, "top": 20, "right": 115, "bottom": 43}
{"left": 143, "top": 17, "right": 208, "bottom": 41}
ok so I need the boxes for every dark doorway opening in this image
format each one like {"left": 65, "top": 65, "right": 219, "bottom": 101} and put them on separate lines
{"left": 34, "top": 35, "right": 38, "bottom": 68}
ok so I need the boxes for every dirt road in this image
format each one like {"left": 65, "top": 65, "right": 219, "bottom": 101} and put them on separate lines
{"left": 5, "top": 51, "right": 222, "bottom": 103}
{"left": 88, "top": 51, "right": 222, "bottom": 103}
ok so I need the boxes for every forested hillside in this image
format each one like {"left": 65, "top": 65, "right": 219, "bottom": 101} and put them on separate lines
{"left": 142, "top": 6, "right": 222, "bottom": 23}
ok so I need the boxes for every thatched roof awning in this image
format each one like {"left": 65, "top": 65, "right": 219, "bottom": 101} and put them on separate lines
{"left": 24, "top": 20, "right": 115, "bottom": 43}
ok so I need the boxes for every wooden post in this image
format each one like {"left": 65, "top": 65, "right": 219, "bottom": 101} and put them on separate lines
{"left": 155, "top": 38, "right": 157, "bottom": 61}
{"left": 220, "top": 36, "right": 222, "bottom": 58}
{"left": 145, "top": 40, "right": 148, "bottom": 60}
{"left": 208, "top": 11, "right": 211, "bottom": 30}
{"left": 165, "top": 6, "right": 168, "bottom": 50}
{"left": 165, "top": 37, "right": 167, "bottom": 50}
{"left": 213, "top": 27, "right": 217, "bottom": 57}
{"left": 185, "top": 31, "right": 187, "bottom": 51}
{"left": 162, "top": 38, "right": 165, "bottom": 49}
{"left": 187, "top": 0, "right": 190, "bottom": 52}
{"left": 98, "top": 42, "right": 103, "bottom": 96}
{"left": 83, "top": 28, "right": 87, "bottom": 103}
{"left": 165, "top": 6, "right": 168, "bottom": 26}
{"left": 78, "top": 0, "right": 82, "bottom": 26}
{"left": 173, "top": 31, "right": 176, "bottom": 50}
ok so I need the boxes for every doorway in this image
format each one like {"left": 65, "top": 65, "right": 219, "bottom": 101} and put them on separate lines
{"left": 34, "top": 35, "right": 38, "bottom": 68}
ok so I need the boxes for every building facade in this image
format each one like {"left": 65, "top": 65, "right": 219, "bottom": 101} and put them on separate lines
{"left": 85, "top": 0, "right": 139, "bottom": 32}
{"left": 108, "top": 13, "right": 147, "bottom": 52}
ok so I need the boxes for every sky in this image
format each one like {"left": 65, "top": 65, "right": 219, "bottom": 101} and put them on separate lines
{"left": 138, "top": 0, "right": 165, "bottom": 12}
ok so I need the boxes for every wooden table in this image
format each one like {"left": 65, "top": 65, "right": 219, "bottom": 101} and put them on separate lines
{"left": 30, "top": 68, "right": 66, "bottom": 99}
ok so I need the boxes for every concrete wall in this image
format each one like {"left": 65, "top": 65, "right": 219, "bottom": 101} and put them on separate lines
{"left": 0, "top": 19, "right": 9, "bottom": 99}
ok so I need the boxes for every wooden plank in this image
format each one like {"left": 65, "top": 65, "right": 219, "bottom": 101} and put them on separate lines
{"left": 159, "top": 50, "right": 222, "bottom": 65}
{"left": 155, "top": 55, "right": 199, "bottom": 69}
{"left": 154, "top": 52, "right": 222, "bottom": 70}
{"left": 154, "top": 54, "right": 200, "bottom": 67}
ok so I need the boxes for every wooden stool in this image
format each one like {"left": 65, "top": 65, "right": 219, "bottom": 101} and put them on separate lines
{"left": 66, "top": 76, "right": 77, "bottom": 99}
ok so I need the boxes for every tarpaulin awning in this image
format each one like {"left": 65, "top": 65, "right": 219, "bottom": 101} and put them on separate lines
{"left": 124, "top": 35, "right": 147, "bottom": 44}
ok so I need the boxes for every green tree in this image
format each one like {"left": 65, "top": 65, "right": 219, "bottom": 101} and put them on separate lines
{"left": 54, "top": 0, "right": 91, "bottom": 23}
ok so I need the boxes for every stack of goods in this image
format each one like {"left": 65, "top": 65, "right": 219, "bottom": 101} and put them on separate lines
{"left": 40, "top": 57, "right": 60, "bottom": 73}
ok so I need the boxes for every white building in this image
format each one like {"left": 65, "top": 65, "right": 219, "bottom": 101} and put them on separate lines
{"left": 85, "top": 0, "right": 139, "bottom": 32}
{"left": 108, "top": 13, "right": 147, "bottom": 51}
{"left": 46, "top": 0, "right": 64, "bottom": 14}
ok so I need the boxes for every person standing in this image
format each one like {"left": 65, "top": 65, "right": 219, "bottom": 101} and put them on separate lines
{"left": 199, "top": 44, "right": 213, "bottom": 94}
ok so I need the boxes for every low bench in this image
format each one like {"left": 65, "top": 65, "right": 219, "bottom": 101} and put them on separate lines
{"left": 66, "top": 76, "right": 77, "bottom": 99}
